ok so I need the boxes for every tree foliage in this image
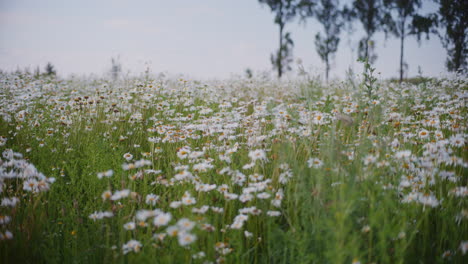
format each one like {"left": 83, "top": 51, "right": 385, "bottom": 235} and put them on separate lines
{"left": 437, "top": 0, "right": 467, "bottom": 72}
{"left": 45, "top": 62, "right": 56, "bottom": 76}
{"left": 346, "top": 0, "right": 394, "bottom": 64}
{"left": 259, "top": 0, "right": 315, "bottom": 78}
{"left": 110, "top": 57, "right": 122, "bottom": 81}
{"left": 384, "top": 0, "right": 438, "bottom": 82}
{"left": 313, "top": 0, "right": 343, "bottom": 82}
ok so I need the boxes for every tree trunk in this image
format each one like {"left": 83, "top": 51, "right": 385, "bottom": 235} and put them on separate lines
{"left": 399, "top": 34, "right": 405, "bottom": 83}
{"left": 399, "top": 19, "right": 406, "bottom": 83}
{"left": 325, "top": 56, "right": 330, "bottom": 83}
{"left": 365, "top": 35, "right": 370, "bottom": 60}
{"left": 325, "top": 38, "right": 330, "bottom": 83}
{"left": 278, "top": 23, "right": 283, "bottom": 78}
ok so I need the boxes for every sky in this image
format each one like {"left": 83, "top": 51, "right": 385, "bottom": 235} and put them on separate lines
{"left": 0, "top": 0, "right": 448, "bottom": 80}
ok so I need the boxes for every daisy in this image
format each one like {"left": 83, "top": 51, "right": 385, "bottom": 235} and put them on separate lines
{"left": 154, "top": 212, "right": 172, "bottom": 227}
{"left": 418, "top": 129, "right": 430, "bottom": 139}
{"left": 110, "top": 189, "right": 130, "bottom": 201}
{"left": 123, "top": 153, "right": 133, "bottom": 161}
{"left": 177, "top": 218, "right": 195, "bottom": 231}
{"left": 178, "top": 232, "right": 196, "bottom": 246}
{"left": 312, "top": 112, "right": 325, "bottom": 125}
{"left": 123, "top": 222, "right": 136, "bottom": 230}
{"left": 181, "top": 192, "right": 196, "bottom": 205}
{"left": 307, "top": 158, "right": 323, "bottom": 168}
{"left": 266, "top": 211, "right": 281, "bottom": 217}
{"left": 122, "top": 240, "right": 142, "bottom": 254}
{"left": 145, "top": 194, "right": 159, "bottom": 205}
{"left": 248, "top": 149, "right": 268, "bottom": 162}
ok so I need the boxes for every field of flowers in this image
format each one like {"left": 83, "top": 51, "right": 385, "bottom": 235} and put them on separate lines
{"left": 0, "top": 71, "right": 467, "bottom": 263}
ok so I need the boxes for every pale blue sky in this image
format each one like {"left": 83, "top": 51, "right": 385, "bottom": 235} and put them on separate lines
{"left": 0, "top": 0, "right": 447, "bottom": 79}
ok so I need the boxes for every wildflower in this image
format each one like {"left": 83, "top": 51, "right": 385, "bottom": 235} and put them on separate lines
{"left": 250, "top": 174, "right": 265, "bottom": 183}
{"left": 211, "top": 206, "right": 224, "bottom": 213}
{"left": 239, "top": 193, "right": 253, "bottom": 203}
{"left": 307, "top": 158, "right": 323, "bottom": 168}
{"left": 170, "top": 201, "right": 182, "bottom": 208}
{"left": 192, "top": 251, "right": 206, "bottom": 259}
{"left": 166, "top": 225, "right": 180, "bottom": 237}
{"left": 101, "top": 190, "right": 112, "bottom": 201}
{"left": 449, "top": 187, "right": 468, "bottom": 197}
{"left": 449, "top": 134, "right": 465, "bottom": 147}
{"left": 192, "top": 205, "right": 210, "bottom": 214}
{"left": 361, "top": 225, "right": 371, "bottom": 233}
{"left": 395, "top": 150, "right": 411, "bottom": 159}
{"left": 197, "top": 183, "right": 216, "bottom": 192}
{"left": 224, "top": 192, "right": 239, "bottom": 200}
{"left": 178, "top": 232, "right": 197, "bottom": 246}
{"left": 1, "top": 197, "right": 20, "bottom": 208}
{"left": 88, "top": 211, "right": 113, "bottom": 221}
{"left": 434, "top": 130, "right": 444, "bottom": 140}
{"left": 110, "top": 189, "right": 130, "bottom": 201}
{"left": 266, "top": 211, "right": 281, "bottom": 217}
{"left": 248, "top": 149, "right": 268, "bottom": 162}
{"left": 201, "top": 223, "right": 215, "bottom": 232}
{"left": 460, "top": 241, "right": 468, "bottom": 255}
{"left": 122, "top": 240, "right": 142, "bottom": 254}
{"left": 397, "top": 231, "right": 406, "bottom": 239}
{"left": 418, "top": 193, "right": 439, "bottom": 208}
{"left": 98, "top": 170, "right": 114, "bottom": 179}
{"left": 193, "top": 161, "right": 214, "bottom": 172}
{"left": 181, "top": 191, "right": 196, "bottom": 205}
{"left": 242, "top": 162, "right": 255, "bottom": 170}
{"left": 0, "top": 215, "right": 12, "bottom": 225}
{"left": 153, "top": 233, "right": 166, "bottom": 241}
{"left": 145, "top": 194, "right": 160, "bottom": 205}
{"left": 174, "top": 170, "right": 193, "bottom": 181}
{"left": 363, "top": 155, "right": 377, "bottom": 166}
{"left": 148, "top": 136, "right": 161, "bottom": 143}
{"left": 271, "top": 189, "right": 284, "bottom": 207}
{"left": 154, "top": 212, "right": 172, "bottom": 227}
{"left": 177, "top": 218, "right": 195, "bottom": 231}
{"left": 188, "top": 151, "right": 204, "bottom": 160}
{"left": 257, "top": 192, "right": 271, "bottom": 199}
{"left": 0, "top": 230, "right": 13, "bottom": 240}
{"left": 123, "top": 153, "right": 133, "bottom": 161}
{"left": 177, "top": 146, "right": 191, "bottom": 159}
{"left": 418, "top": 129, "right": 430, "bottom": 139}
{"left": 441, "top": 250, "right": 452, "bottom": 258}
{"left": 23, "top": 179, "right": 38, "bottom": 192}
{"left": 230, "top": 214, "right": 248, "bottom": 229}
{"left": 312, "top": 112, "right": 325, "bottom": 125}
{"left": 123, "top": 222, "right": 136, "bottom": 230}
{"left": 136, "top": 209, "right": 161, "bottom": 222}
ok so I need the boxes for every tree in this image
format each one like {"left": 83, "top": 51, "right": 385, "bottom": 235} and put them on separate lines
{"left": 259, "top": 0, "right": 315, "bottom": 78}
{"left": 384, "top": 0, "right": 437, "bottom": 82}
{"left": 45, "top": 62, "right": 56, "bottom": 76}
{"left": 110, "top": 57, "right": 122, "bottom": 81}
{"left": 313, "top": 0, "right": 343, "bottom": 83}
{"left": 34, "top": 66, "right": 41, "bottom": 78}
{"left": 437, "top": 0, "right": 467, "bottom": 72}
{"left": 347, "top": 0, "right": 394, "bottom": 64}
{"left": 245, "top": 68, "right": 254, "bottom": 79}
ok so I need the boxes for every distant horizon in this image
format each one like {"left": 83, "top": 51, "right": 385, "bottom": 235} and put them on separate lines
{"left": 0, "top": 0, "right": 450, "bottom": 80}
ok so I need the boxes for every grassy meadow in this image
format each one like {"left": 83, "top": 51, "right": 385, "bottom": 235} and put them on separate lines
{"left": 0, "top": 71, "right": 467, "bottom": 263}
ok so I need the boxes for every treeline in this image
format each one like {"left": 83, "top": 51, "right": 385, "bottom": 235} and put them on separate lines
{"left": 3, "top": 62, "right": 57, "bottom": 78}
{"left": 258, "top": 0, "right": 467, "bottom": 82}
